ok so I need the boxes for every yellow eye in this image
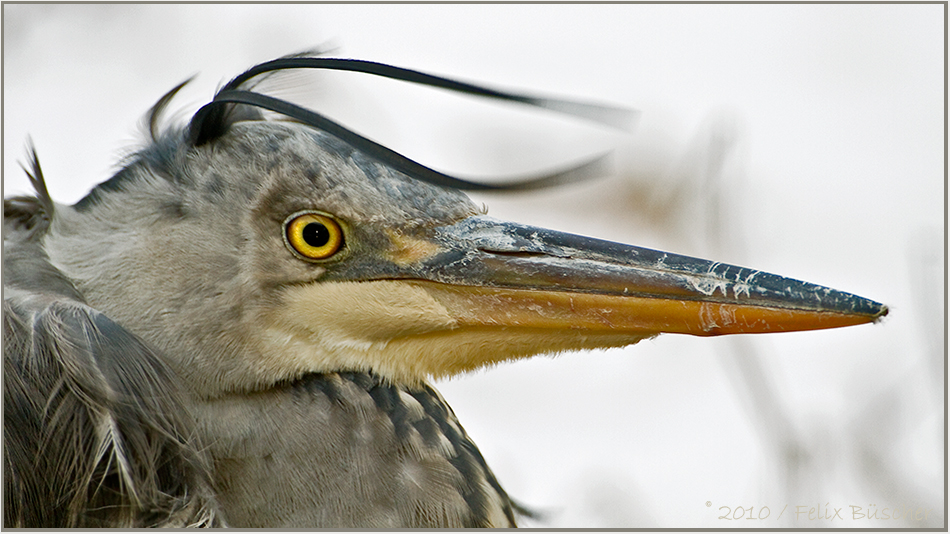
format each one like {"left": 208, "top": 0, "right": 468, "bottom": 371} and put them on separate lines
{"left": 284, "top": 212, "right": 344, "bottom": 260}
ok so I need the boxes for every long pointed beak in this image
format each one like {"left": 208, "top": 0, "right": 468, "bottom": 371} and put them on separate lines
{"left": 384, "top": 215, "right": 887, "bottom": 336}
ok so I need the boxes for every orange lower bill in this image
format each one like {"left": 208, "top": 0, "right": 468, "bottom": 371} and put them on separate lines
{"left": 413, "top": 281, "right": 884, "bottom": 337}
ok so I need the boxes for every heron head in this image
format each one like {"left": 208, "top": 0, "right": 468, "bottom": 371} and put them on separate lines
{"left": 42, "top": 58, "right": 887, "bottom": 396}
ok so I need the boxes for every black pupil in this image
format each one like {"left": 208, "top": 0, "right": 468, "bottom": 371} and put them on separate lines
{"left": 302, "top": 222, "right": 331, "bottom": 248}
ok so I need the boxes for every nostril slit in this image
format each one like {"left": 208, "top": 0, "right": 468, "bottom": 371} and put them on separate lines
{"left": 478, "top": 248, "right": 550, "bottom": 258}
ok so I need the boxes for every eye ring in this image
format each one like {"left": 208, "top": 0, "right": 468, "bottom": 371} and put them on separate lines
{"left": 283, "top": 211, "right": 345, "bottom": 261}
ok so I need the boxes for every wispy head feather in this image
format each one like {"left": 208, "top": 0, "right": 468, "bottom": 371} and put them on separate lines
{"left": 184, "top": 54, "right": 636, "bottom": 191}
{"left": 4, "top": 144, "right": 54, "bottom": 235}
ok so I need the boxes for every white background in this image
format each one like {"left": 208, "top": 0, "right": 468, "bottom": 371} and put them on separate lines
{"left": 3, "top": 4, "right": 944, "bottom": 527}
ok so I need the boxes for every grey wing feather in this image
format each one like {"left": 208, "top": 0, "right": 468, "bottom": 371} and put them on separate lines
{"left": 3, "top": 300, "right": 225, "bottom": 527}
{"left": 3, "top": 161, "right": 225, "bottom": 527}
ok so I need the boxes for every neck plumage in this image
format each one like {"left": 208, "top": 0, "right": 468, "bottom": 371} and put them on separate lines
{"left": 191, "top": 371, "right": 519, "bottom": 527}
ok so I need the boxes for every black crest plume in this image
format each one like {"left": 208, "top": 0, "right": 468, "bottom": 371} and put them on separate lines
{"left": 187, "top": 56, "right": 637, "bottom": 191}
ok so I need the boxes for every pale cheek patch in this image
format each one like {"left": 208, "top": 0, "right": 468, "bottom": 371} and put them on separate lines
{"left": 281, "top": 281, "right": 458, "bottom": 342}
{"left": 261, "top": 280, "right": 650, "bottom": 386}
{"left": 261, "top": 281, "right": 461, "bottom": 382}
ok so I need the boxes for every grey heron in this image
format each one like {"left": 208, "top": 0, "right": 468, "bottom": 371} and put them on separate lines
{"left": 3, "top": 56, "right": 888, "bottom": 527}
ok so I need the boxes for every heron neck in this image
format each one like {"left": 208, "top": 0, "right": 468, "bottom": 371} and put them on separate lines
{"left": 189, "top": 371, "right": 517, "bottom": 527}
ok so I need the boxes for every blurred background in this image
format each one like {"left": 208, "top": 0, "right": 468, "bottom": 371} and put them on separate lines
{"left": 3, "top": 4, "right": 944, "bottom": 528}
